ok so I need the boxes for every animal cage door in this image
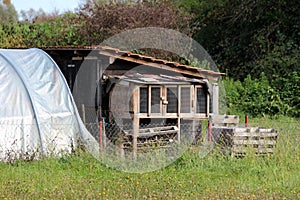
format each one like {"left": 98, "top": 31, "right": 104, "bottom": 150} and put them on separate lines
{"left": 139, "top": 85, "right": 195, "bottom": 117}
{"left": 165, "top": 85, "right": 194, "bottom": 117}
{"left": 139, "top": 86, "right": 163, "bottom": 116}
{"left": 195, "top": 85, "right": 209, "bottom": 117}
{"left": 166, "top": 86, "right": 178, "bottom": 115}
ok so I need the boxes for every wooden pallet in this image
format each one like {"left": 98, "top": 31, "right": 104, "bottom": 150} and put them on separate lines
{"left": 232, "top": 128, "right": 277, "bottom": 156}
{"left": 212, "top": 127, "right": 278, "bottom": 156}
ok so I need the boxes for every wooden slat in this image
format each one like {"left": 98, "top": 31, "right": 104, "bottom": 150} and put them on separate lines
{"left": 126, "top": 126, "right": 178, "bottom": 134}
{"left": 145, "top": 126, "right": 178, "bottom": 132}
{"left": 124, "top": 126, "right": 178, "bottom": 137}
{"left": 234, "top": 132, "right": 278, "bottom": 137}
{"left": 211, "top": 115, "right": 239, "bottom": 125}
{"left": 233, "top": 139, "right": 277, "bottom": 145}
{"left": 234, "top": 127, "right": 258, "bottom": 133}
{"left": 132, "top": 87, "right": 139, "bottom": 157}
{"left": 138, "top": 130, "right": 178, "bottom": 138}
{"left": 259, "top": 128, "right": 276, "bottom": 133}
{"left": 232, "top": 146, "right": 275, "bottom": 153}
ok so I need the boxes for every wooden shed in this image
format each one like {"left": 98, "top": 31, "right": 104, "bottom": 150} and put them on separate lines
{"left": 41, "top": 46, "right": 224, "bottom": 153}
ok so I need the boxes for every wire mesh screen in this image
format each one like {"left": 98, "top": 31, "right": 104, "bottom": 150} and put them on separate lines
{"left": 151, "top": 87, "right": 161, "bottom": 113}
{"left": 180, "top": 119, "right": 202, "bottom": 145}
{"left": 84, "top": 122, "right": 100, "bottom": 141}
{"left": 196, "top": 87, "right": 207, "bottom": 113}
{"left": 180, "top": 87, "right": 191, "bottom": 113}
{"left": 110, "top": 83, "right": 133, "bottom": 120}
{"left": 87, "top": 118, "right": 204, "bottom": 153}
{"left": 209, "top": 94, "right": 213, "bottom": 113}
{"left": 77, "top": 105, "right": 98, "bottom": 124}
{"left": 139, "top": 87, "right": 148, "bottom": 113}
{"left": 167, "top": 87, "right": 178, "bottom": 113}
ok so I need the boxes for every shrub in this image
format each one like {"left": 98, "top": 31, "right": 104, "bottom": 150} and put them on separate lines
{"left": 223, "top": 72, "right": 295, "bottom": 117}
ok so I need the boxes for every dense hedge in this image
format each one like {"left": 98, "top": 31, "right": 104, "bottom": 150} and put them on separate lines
{"left": 224, "top": 71, "right": 300, "bottom": 117}
{"left": 0, "top": 13, "right": 81, "bottom": 47}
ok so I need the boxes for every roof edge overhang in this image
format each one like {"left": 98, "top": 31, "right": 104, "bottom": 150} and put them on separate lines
{"left": 98, "top": 49, "right": 223, "bottom": 81}
{"left": 8, "top": 46, "right": 225, "bottom": 81}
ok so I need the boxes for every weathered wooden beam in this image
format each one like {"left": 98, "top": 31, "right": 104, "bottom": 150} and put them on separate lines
{"left": 99, "top": 50, "right": 222, "bottom": 81}
{"left": 132, "top": 85, "right": 139, "bottom": 158}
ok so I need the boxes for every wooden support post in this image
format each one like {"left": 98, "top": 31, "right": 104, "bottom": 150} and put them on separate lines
{"left": 212, "top": 83, "right": 219, "bottom": 114}
{"left": 177, "top": 117, "right": 181, "bottom": 144}
{"left": 162, "top": 86, "right": 166, "bottom": 116}
{"left": 132, "top": 87, "right": 139, "bottom": 158}
{"left": 177, "top": 86, "right": 181, "bottom": 144}
{"left": 177, "top": 86, "right": 181, "bottom": 117}
{"left": 148, "top": 86, "right": 151, "bottom": 116}
{"left": 96, "top": 60, "right": 102, "bottom": 121}
{"left": 133, "top": 117, "right": 139, "bottom": 158}
{"left": 207, "top": 93, "right": 210, "bottom": 117}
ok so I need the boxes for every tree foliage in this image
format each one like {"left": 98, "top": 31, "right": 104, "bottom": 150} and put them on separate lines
{"left": 0, "top": 0, "right": 18, "bottom": 23}
{"left": 193, "top": 0, "right": 300, "bottom": 81}
{"left": 0, "top": 0, "right": 299, "bottom": 117}
{"left": 186, "top": 0, "right": 300, "bottom": 117}
{"left": 19, "top": 8, "right": 54, "bottom": 23}
{"left": 224, "top": 71, "right": 300, "bottom": 117}
{"left": 76, "top": 1, "right": 195, "bottom": 45}
{"left": 0, "top": 12, "right": 81, "bottom": 47}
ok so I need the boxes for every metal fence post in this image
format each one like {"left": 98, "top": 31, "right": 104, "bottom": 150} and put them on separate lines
{"left": 99, "top": 118, "right": 103, "bottom": 154}
{"left": 245, "top": 115, "right": 249, "bottom": 127}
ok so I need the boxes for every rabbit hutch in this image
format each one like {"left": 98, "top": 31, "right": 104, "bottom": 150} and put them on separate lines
{"left": 42, "top": 46, "right": 223, "bottom": 154}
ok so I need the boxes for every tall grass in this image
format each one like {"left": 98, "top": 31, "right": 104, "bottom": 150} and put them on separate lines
{"left": 0, "top": 116, "right": 299, "bottom": 199}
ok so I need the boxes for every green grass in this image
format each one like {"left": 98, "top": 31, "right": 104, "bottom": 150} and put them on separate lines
{"left": 0, "top": 116, "right": 299, "bottom": 199}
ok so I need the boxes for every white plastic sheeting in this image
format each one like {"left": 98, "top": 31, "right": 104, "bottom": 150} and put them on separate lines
{"left": 0, "top": 48, "right": 99, "bottom": 161}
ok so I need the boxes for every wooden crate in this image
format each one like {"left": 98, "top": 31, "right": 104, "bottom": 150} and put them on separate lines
{"left": 212, "top": 127, "right": 278, "bottom": 156}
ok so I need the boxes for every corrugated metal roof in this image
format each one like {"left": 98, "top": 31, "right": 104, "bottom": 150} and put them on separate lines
{"left": 110, "top": 73, "right": 206, "bottom": 85}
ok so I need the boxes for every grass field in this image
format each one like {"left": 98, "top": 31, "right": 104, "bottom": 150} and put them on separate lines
{"left": 0, "top": 116, "right": 299, "bottom": 199}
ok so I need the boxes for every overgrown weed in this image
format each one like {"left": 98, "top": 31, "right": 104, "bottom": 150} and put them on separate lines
{"left": 0, "top": 117, "right": 299, "bottom": 199}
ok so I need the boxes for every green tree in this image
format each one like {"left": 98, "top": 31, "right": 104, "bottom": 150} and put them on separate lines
{"left": 77, "top": 1, "right": 194, "bottom": 45}
{"left": 20, "top": 8, "right": 46, "bottom": 23}
{"left": 0, "top": 0, "right": 18, "bottom": 23}
{"left": 192, "top": 0, "right": 300, "bottom": 81}
{"left": 0, "top": 12, "right": 81, "bottom": 47}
